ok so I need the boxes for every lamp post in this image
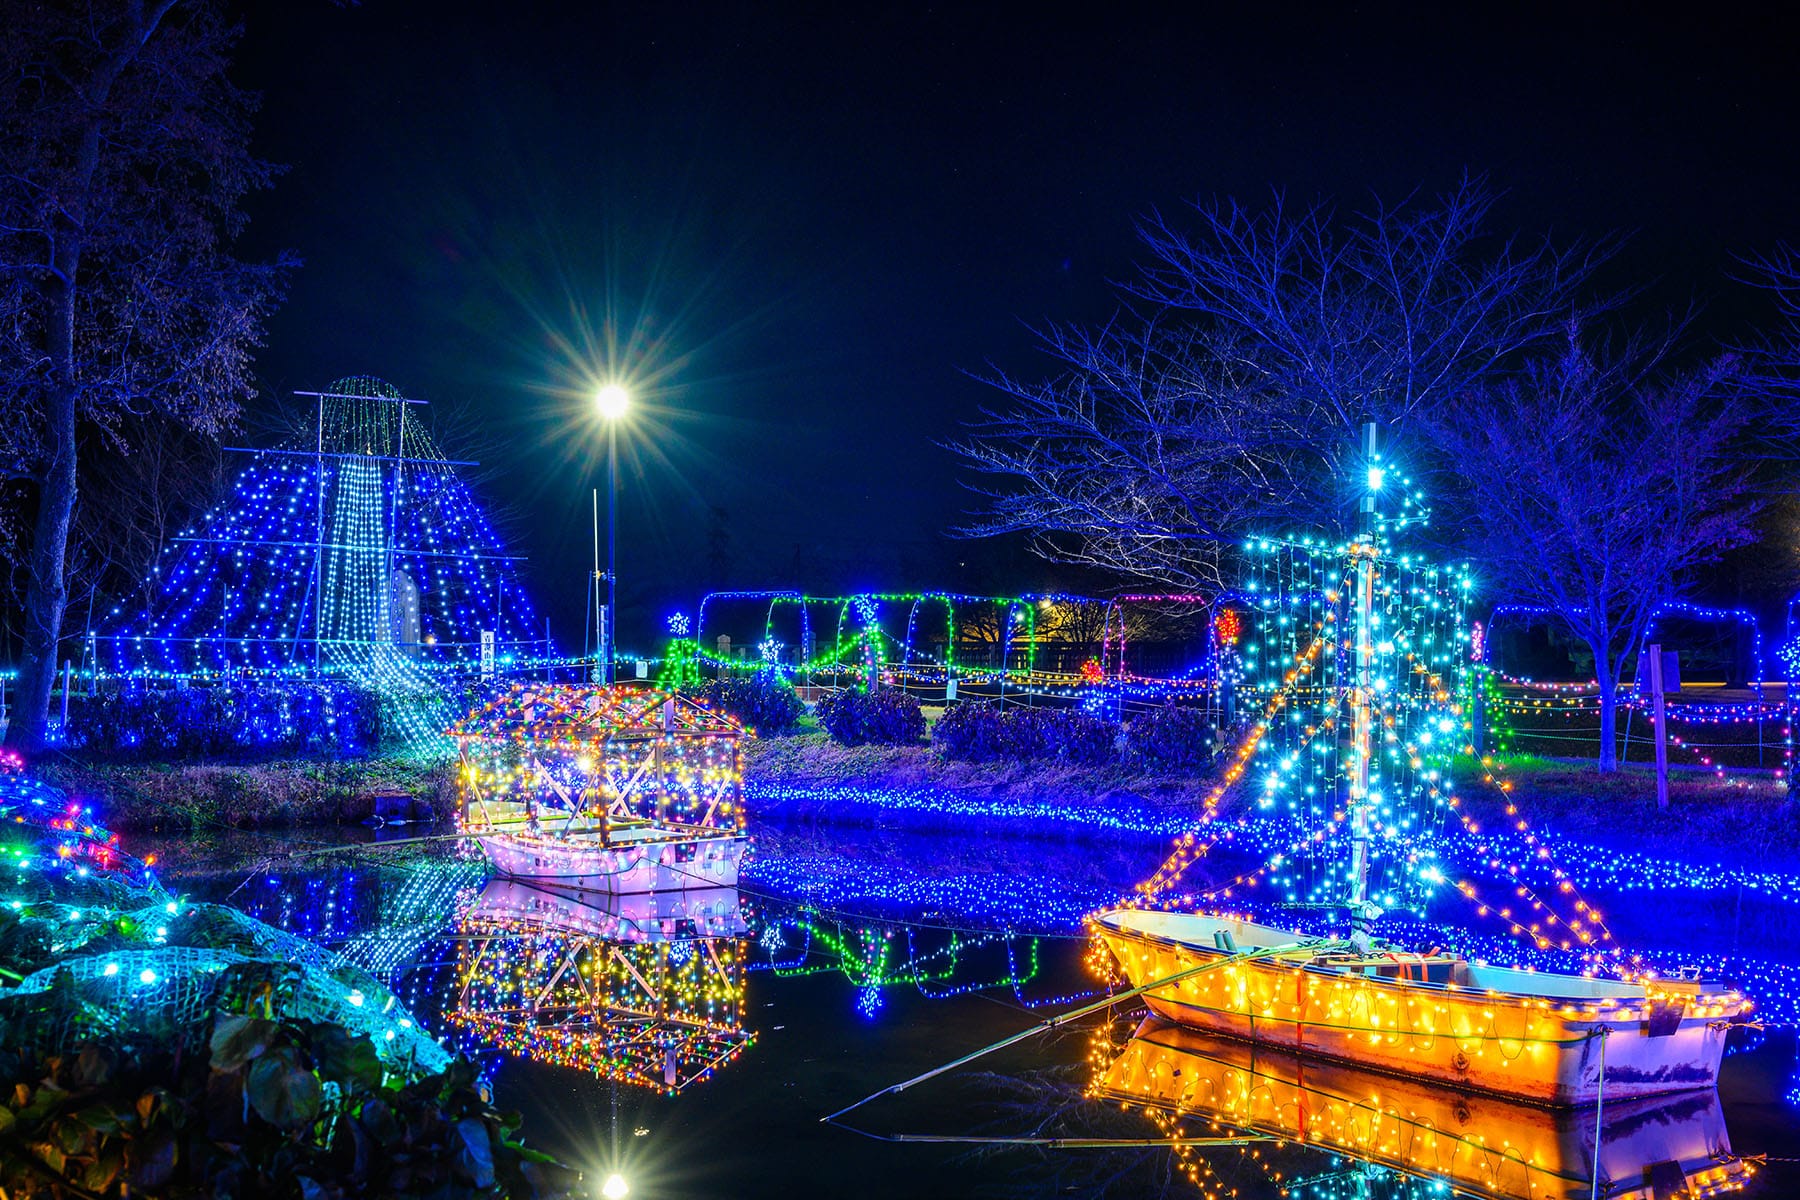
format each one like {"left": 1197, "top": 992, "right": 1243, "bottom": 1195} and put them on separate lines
{"left": 595, "top": 383, "right": 629, "bottom": 685}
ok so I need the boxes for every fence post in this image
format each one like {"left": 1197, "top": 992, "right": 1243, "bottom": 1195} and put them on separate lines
{"left": 1648, "top": 643, "right": 1669, "bottom": 811}
{"left": 1471, "top": 668, "right": 1485, "bottom": 756}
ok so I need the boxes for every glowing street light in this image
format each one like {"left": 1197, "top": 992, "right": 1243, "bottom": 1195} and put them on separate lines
{"left": 596, "top": 383, "right": 630, "bottom": 421}
{"left": 601, "top": 1174, "right": 630, "bottom": 1200}
{"left": 593, "top": 383, "right": 629, "bottom": 684}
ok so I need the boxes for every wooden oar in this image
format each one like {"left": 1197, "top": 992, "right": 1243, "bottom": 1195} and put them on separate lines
{"left": 821, "top": 936, "right": 1332, "bottom": 1125}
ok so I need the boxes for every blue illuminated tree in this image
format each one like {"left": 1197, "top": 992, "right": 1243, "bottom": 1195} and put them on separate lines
{"left": 96, "top": 378, "right": 549, "bottom": 747}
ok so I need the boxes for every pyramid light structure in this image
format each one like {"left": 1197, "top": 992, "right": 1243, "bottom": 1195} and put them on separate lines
{"left": 96, "top": 377, "right": 550, "bottom": 696}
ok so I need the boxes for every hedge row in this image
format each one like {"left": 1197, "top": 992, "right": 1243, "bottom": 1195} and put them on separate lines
{"left": 933, "top": 700, "right": 1214, "bottom": 769}
{"left": 63, "top": 683, "right": 381, "bottom": 761}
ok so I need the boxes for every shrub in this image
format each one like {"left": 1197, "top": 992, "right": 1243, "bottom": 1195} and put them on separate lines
{"left": 816, "top": 687, "right": 926, "bottom": 746}
{"left": 1127, "top": 703, "right": 1215, "bottom": 770}
{"left": 934, "top": 703, "right": 1119, "bottom": 765}
{"left": 64, "top": 682, "right": 382, "bottom": 761}
{"left": 1048, "top": 710, "right": 1122, "bottom": 766}
{"left": 697, "top": 671, "right": 806, "bottom": 734}
{"left": 931, "top": 701, "right": 1009, "bottom": 761}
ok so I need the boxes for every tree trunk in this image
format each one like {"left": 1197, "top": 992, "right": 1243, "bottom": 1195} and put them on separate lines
{"left": 1594, "top": 654, "right": 1618, "bottom": 773}
{"left": 6, "top": 230, "right": 82, "bottom": 754}
{"left": 8, "top": 381, "right": 78, "bottom": 753}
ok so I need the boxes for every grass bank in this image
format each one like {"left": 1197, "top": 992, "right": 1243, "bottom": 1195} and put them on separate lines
{"left": 1452, "top": 753, "right": 1800, "bottom": 865}
{"left": 39, "top": 754, "right": 455, "bottom": 833}
{"left": 743, "top": 731, "right": 1220, "bottom": 813}
{"left": 748, "top": 735, "right": 1800, "bottom": 866}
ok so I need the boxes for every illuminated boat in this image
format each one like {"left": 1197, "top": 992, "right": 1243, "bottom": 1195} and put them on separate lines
{"left": 452, "top": 684, "right": 748, "bottom": 892}
{"left": 1094, "top": 1016, "right": 1753, "bottom": 1200}
{"left": 1090, "top": 909, "right": 1745, "bottom": 1106}
{"left": 1093, "top": 434, "right": 1749, "bottom": 1107}
{"left": 448, "top": 877, "right": 754, "bottom": 1093}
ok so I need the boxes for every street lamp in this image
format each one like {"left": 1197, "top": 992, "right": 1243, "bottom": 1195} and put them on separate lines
{"left": 595, "top": 384, "right": 629, "bottom": 684}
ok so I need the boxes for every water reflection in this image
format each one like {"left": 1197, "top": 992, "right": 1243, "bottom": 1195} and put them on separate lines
{"left": 1093, "top": 1015, "right": 1754, "bottom": 1200}
{"left": 447, "top": 879, "right": 754, "bottom": 1094}
{"left": 754, "top": 907, "right": 1046, "bottom": 1019}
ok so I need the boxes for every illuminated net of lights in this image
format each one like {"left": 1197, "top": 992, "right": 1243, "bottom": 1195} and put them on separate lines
{"left": 452, "top": 683, "right": 746, "bottom": 837}
{"left": 92, "top": 376, "right": 549, "bottom": 754}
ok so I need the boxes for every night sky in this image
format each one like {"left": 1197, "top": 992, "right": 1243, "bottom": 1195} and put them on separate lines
{"left": 231, "top": 2, "right": 1797, "bottom": 650}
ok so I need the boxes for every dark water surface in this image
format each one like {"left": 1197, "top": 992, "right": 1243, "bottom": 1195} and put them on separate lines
{"left": 142, "top": 801, "right": 1800, "bottom": 1200}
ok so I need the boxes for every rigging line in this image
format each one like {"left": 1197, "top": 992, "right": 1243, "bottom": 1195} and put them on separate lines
{"left": 1138, "top": 629, "right": 1331, "bottom": 900}
{"left": 1463, "top": 753, "right": 1621, "bottom": 951}
{"left": 828, "top": 1127, "right": 1273, "bottom": 1149}
{"left": 819, "top": 938, "right": 1332, "bottom": 1126}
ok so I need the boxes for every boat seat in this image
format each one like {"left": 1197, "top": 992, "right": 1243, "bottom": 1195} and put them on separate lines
{"left": 1362, "top": 955, "right": 1458, "bottom": 985}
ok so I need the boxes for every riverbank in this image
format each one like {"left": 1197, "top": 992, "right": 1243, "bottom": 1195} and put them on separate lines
{"left": 1451, "top": 752, "right": 1800, "bottom": 864}
{"left": 38, "top": 735, "right": 1800, "bottom": 868}
{"left": 743, "top": 732, "right": 1219, "bottom": 812}
{"left": 39, "top": 754, "right": 455, "bottom": 833}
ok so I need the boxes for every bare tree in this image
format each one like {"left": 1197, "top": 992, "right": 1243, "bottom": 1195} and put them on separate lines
{"left": 1436, "top": 328, "right": 1763, "bottom": 771}
{"left": 0, "top": 1, "right": 291, "bottom": 749}
{"left": 954, "top": 176, "right": 1609, "bottom": 587}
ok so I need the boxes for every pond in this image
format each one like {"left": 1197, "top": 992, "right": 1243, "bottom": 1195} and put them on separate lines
{"left": 141, "top": 795, "right": 1800, "bottom": 1200}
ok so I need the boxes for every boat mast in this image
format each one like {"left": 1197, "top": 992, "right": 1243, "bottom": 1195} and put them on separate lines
{"left": 1348, "top": 419, "right": 1379, "bottom": 946}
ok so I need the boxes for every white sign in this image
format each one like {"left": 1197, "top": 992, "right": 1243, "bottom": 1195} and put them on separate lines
{"left": 480, "top": 630, "right": 495, "bottom": 678}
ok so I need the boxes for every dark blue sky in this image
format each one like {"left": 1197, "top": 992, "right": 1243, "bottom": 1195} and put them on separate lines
{"left": 232, "top": 1, "right": 1797, "bottom": 649}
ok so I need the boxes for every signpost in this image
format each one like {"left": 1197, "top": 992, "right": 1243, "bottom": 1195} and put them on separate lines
{"left": 1646, "top": 642, "right": 1670, "bottom": 811}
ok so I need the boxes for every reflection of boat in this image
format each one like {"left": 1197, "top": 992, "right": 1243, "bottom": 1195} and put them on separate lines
{"left": 467, "top": 877, "right": 746, "bottom": 941}
{"left": 1091, "top": 909, "right": 1744, "bottom": 1105}
{"left": 452, "top": 685, "right": 749, "bottom": 891}
{"left": 447, "top": 878, "right": 753, "bottom": 1093}
{"left": 1095, "top": 1016, "right": 1753, "bottom": 1200}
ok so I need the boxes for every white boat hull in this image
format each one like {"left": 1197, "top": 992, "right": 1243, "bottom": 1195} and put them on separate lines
{"left": 480, "top": 829, "right": 747, "bottom": 893}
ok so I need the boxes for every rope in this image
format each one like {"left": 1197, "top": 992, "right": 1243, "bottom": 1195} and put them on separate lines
{"left": 1590, "top": 1025, "right": 1608, "bottom": 1200}
{"left": 834, "top": 1130, "right": 1272, "bottom": 1148}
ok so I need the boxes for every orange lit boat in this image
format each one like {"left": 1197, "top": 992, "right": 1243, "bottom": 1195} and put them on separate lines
{"left": 1094, "top": 464, "right": 1748, "bottom": 1108}
{"left": 1094, "top": 1016, "right": 1752, "bottom": 1200}
{"left": 1090, "top": 909, "right": 1747, "bottom": 1106}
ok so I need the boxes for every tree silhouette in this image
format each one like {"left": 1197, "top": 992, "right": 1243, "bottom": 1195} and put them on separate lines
{"left": 0, "top": 0, "right": 292, "bottom": 749}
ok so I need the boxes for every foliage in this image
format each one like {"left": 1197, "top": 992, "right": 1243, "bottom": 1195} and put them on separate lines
{"left": 815, "top": 687, "right": 926, "bottom": 746}
{"left": 0, "top": 1017, "right": 579, "bottom": 1199}
{"left": 933, "top": 702, "right": 1119, "bottom": 765}
{"left": 952, "top": 175, "right": 1607, "bottom": 587}
{"left": 696, "top": 671, "right": 806, "bottom": 735}
{"left": 1126, "top": 704, "right": 1215, "bottom": 771}
{"left": 1434, "top": 330, "right": 1769, "bottom": 771}
{"left": 0, "top": 0, "right": 294, "bottom": 751}
{"left": 930, "top": 701, "right": 1010, "bottom": 761}
{"left": 64, "top": 683, "right": 381, "bottom": 762}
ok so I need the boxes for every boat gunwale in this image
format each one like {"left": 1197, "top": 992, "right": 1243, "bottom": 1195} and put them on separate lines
{"left": 1088, "top": 907, "right": 1728, "bottom": 1015}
